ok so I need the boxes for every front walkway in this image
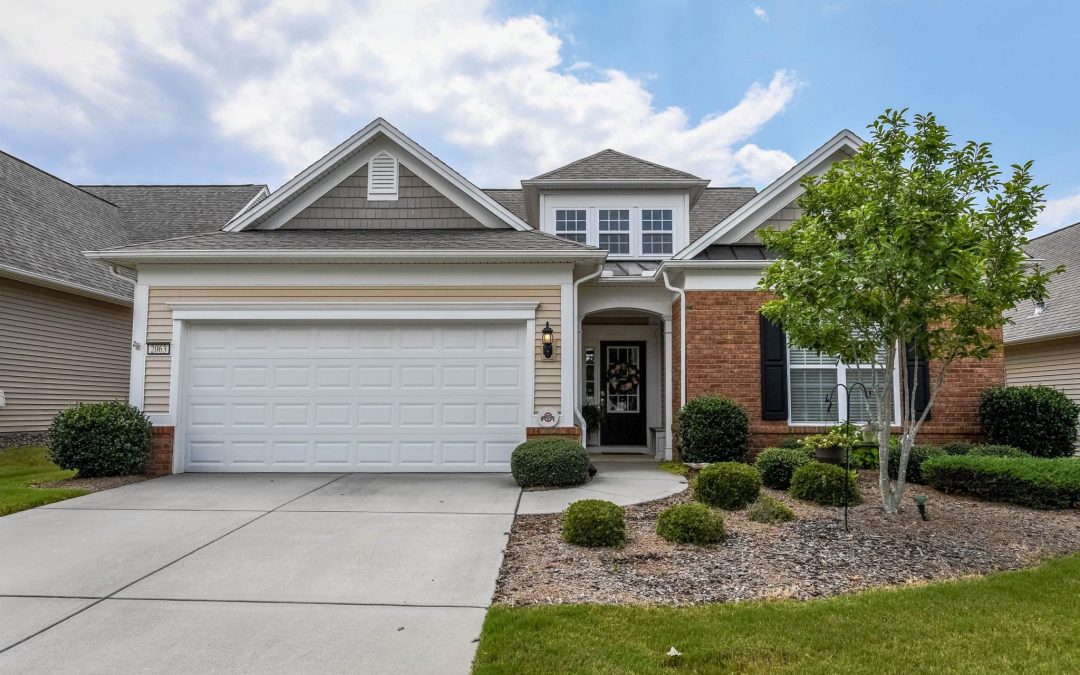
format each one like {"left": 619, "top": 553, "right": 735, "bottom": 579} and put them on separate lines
{"left": 517, "top": 455, "right": 687, "bottom": 514}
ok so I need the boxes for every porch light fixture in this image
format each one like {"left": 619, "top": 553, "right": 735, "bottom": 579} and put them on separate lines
{"left": 541, "top": 322, "right": 555, "bottom": 359}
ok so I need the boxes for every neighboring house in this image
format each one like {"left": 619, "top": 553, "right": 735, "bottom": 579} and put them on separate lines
{"left": 1004, "top": 223, "right": 1080, "bottom": 405}
{"left": 80, "top": 118, "right": 1003, "bottom": 474}
{"left": 0, "top": 150, "right": 266, "bottom": 447}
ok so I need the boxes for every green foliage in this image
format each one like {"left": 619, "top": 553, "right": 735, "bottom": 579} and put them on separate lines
{"left": 657, "top": 460, "right": 690, "bottom": 476}
{"left": 655, "top": 503, "right": 726, "bottom": 545}
{"left": 754, "top": 446, "right": 814, "bottom": 489}
{"left": 969, "top": 444, "right": 1029, "bottom": 458}
{"left": 692, "top": 462, "right": 762, "bottom": 510}
{"left": 849, "top": 444, "right": 879, "bottom": 469}
{"left": 789, "top": 462, "right": 862, "bottom": 507}
{"left": 888, "top": 444, "right": 948, "bottom": 485}
{"left": 0, "top": 446, "right": 89, "bottom": 515}
{"left": 797, "top": 424, "right": 860, "bottom": 454}
{"left": 510, "top": 439, "right": 590, "bottom": 488}
{"left": 922, "top": 455, "right": 1080, "bottom": 509}
{"left": 561, "top": 499, "right": 626, "bottom": 547}
{"left": 581, "top": 404, "right": 604, "bottom": 431}
{"left": 980, "top": 386, "right": 1080, "bottom": 458}
{"left": 47, "top": 401, "right": 152, "bottom": 477}
{"left": 745, "top": 495, "right": 797, "bottom": 524}
{"left": 941, "top": 441, "right": 976, "bottom": 455}
{"left": 776, "top": 437, "right": 805, "bottom": 450}
{"left": 675, "top": 397, "right": 750, "bottom": 463}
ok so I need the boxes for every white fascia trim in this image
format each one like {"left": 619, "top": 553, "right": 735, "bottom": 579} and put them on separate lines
{"left": 84, "top": 249, "right": 606, "bottom": 264}
{"left": 1004, "top": 327, "right": 1080, "bottom": 346}
{"left": 167, "top": 301, "right": 540, "bottom": 322}
{"left": 657, "top": 260, "right": 772, "bottom": 273}
{"left": 222, "top": 118, "right": 531, "bottom": 232}
{"left": 0, "top": 264, "right": 133, "bottom": 306}
{"left": 673, "top": 129, "right": 864, "bottom": 260}
{"left": 226, "top": 186, "right": 271, "bottom": 225}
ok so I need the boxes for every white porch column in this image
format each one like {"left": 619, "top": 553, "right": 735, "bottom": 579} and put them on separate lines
{"left": 662, "top": 314, "right": 674, "bottom": 460}
{"left": 128, "top": 283, "right": 149, "bottom": 409}
{"left": 560, "top": 281, "right": 575, "bottom": 426}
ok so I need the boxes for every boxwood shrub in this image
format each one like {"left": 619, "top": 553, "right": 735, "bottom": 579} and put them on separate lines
{"left": 510, "top": 439, "right": 590, "bottom": 488}
{"left": 922, "top": 455, "right": 1080, "bottom": 510}
{"left": 968, "top": 444, "right": 1029, "bottom": 458}
{"left": 47, "top": 401, "right": 152, "bottom": 477}
{"left": 562, "top": 499, "right": 626, "bottom": 547}
{"left": 789, "top": 461, "right": 861, "bottom": 506}
{"left": 980, "top": 385, "right": 1080, "bottom": 458}
{"left": 888, "top": 444, "right": 947, "bottom": 485}
{"left": 745, "top": 494, "right": 796, "bottom": 524}
{"left": 656, "top": 503, "right": 726, "bottom": 545}
{"left": 692, "top": 462, "right": 761, "bottom": 510}
{"left": 754, "top": 446, "right": 814, "bottom": 489}
{"left": 675, "top": 396, "right": 750, "bottom": 463}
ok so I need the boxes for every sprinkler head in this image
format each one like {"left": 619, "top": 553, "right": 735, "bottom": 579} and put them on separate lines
{"left": 912, "top": 494, "right": 929, "bottom": 521}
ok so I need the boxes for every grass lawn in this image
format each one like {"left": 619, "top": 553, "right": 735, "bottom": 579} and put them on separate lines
{"left": 474, "top": 554, "right": 1080, "bottom": 674}
{"left": 0, "top": 446, "right": 87, "bottom": 516}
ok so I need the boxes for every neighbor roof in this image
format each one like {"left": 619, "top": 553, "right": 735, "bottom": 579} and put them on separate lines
{"left": 82, "top": 185, "right": 266, "bottom": 241}
{"left": 1004, "top": 222, "right": 1080, "bottom": 344}
{"left": 532, "top": 149, "right": 701, "bottom": 181}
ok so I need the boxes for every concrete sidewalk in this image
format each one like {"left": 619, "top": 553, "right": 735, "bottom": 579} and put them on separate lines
{"left": 517, "top": 456, "right": 688, "bottom": 514}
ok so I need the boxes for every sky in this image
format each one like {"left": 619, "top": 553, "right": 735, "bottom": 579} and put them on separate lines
{"left": 1, "top": 0, "right": 1078, "bottom": 236}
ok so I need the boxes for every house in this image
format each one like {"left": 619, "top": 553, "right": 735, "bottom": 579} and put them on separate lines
{"left": 0, "top": 150, "right": 266, "bottom": 448}
{"left": 1004, "top": 222, "right": 1080, "bottom": 405}
{"left": 79, "top": 118, "right": 1003, "bottom": 474}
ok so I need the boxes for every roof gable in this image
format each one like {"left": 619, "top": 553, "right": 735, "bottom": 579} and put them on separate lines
{"left": 225, "top": 118, "right": 531, "bottom": 232}
{"left": 532, "top": 148, "right": 702, "bottom": 181}
{"left": 1004, "top": 222, "right": 1080, "bottom": 344}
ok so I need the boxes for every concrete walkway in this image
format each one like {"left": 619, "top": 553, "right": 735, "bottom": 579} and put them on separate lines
{"left": 0, "top": 473, "right": 518, "bottom": 674}
{"left": 517, "top": 455, "right": 688, "bottom": 515}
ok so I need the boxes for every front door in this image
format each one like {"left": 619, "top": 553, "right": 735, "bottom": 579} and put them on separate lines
{"left": 600, "top": 341, "right": 646, "bottom": 446}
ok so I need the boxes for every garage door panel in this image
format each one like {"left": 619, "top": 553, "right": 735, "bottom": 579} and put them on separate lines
{"left": 182, "top": 322, "right": 528, "bottom": 472}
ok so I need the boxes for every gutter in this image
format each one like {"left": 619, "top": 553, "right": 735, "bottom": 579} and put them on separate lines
{"left": 83, "top": 249, "right": 608, "bottom": 263}
{"left": 572, "top": 263, "right": 605, "bottom": 446}
{"left": 0, "top": 263, "right": 132, "bottom": 306}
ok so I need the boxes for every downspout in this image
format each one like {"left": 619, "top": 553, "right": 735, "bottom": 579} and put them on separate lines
{"left": 661, "top": 268, "right": 686, "bottom": 412}
{"left": 109, "top": 264, "right": 137, "bottom": 285}
{"left": 572, "top": 264, "right": 605, "bottom": 446}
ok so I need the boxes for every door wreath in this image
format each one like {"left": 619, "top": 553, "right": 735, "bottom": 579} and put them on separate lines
{"left": 607, "top": 362, "right": 640, "bottom": 393}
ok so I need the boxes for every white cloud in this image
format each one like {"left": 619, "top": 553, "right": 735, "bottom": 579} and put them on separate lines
{"left": 0, "top": 0, "right": 800, "bottom": 187}
{"left": 1037, "top": 189, "right": 1080, "bottom": 236}
{"left": 752, "top": 5, "right": 769, "bottom": 22}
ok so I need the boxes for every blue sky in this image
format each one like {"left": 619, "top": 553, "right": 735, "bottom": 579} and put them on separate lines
{"left": 2, "top": 0, "right": 1078, "bottom": 235}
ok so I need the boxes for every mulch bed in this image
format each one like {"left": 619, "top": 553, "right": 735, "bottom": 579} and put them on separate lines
{"left": 34, "top": 475, "right": 150, "bottom": 492}
{"left": 494, "top": 471, "right": 1080, "bottom": 606}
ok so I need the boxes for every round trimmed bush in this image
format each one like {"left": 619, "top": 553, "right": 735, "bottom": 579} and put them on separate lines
{"left": 745, "top": 494, "right": 796, "bottom": 524}
{"left": 562, "top": 499, "right": 626, "bottom": 547}
{"left": 692, "top": 462, "right": 762, "bottom": 510}
{"left": 511, "top": 439, "right": 590, "bottom": 488}
{"left": 656, "top": 503, "right": 726, "bottom": 544}
{"left": 755, "top": 446, "right": 814, "bottom": 489}
{"left": 888, "top": 444, "right": 947, "bottom": 485}
{"left": 47, "top": 401, "right": 152, "bottom": 477}
{"left": 789, "top": 461, "right": 861, "bottom": 506}
{"left": 675, "top": 396, "right": 750, "bottom": 463}
{"left": 980, "top": 385, "right": 1080, "bottom": 458}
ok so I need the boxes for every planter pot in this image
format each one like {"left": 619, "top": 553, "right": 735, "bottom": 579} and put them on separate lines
{"left": 814, "top": 445, "right": 846, "bottom": 465}
{"left": 860, "top": 424, "right": 880, "bottom": 444}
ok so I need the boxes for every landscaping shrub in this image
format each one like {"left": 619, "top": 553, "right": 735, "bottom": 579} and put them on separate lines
{"left": 692, "top": 462, "right": 761, "bottom": 510}
{"left": 754, "top": 446, "right": 814, "bottom": 489}
{"left": 922, "top": 455, "right": 1080, "bottom": 510}
{"left": 941, "top": 441, "right": 976, "bottom": 455}
{"left": 849, "top": 443, "right": 879, "bottom": 469}
{"left": 562, "top": 499, "right": 626, "bottom": 547}
{"left": 789, "top": 462, "right": 862, "bottom": 506}
{"left": 745, "top": 495, "right": 796, "bottom": 524}
{"left": 979, "top": 385, "right": 1080, "bottom": 458}
{"left": 675, "top": 397, "right": 750, "bottom": 463}
{"left": 969, "top": 444, "right": 1029, "bottom": 458}
{"left": 656, "top": 503, "right": 726, "bottom": 544}
{"left": 510, "top": 439, "right": 590, "bottom": 488}
{"left": 888, "top": 444, "right": 947, "bottom": 485}
{"left": 47, "top": 401, "right": 152, "bottom": 477}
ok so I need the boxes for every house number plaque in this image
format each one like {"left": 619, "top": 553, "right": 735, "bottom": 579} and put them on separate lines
{"left": 146, "top": 342, "right": 171, "bottom": 355}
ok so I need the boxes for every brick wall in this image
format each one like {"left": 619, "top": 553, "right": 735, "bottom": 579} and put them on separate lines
{"left": 526, "top": 426, "right": 583, "bottom": 443}
{"left": 674, "top": 291, "right": 1005, "bottom": 453}
{"left": 146, "top": 426, "right": 174, "bottom": 476}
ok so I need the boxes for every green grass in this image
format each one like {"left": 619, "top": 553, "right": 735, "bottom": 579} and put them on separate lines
{"left": 657, "top": 460, "right": 690, "bottom": 476}
{"left": 474, "top": 554, "right": 1080, "bottom": 674}
{"left": 0, "top": 446, "right": 87, "bottom": 516}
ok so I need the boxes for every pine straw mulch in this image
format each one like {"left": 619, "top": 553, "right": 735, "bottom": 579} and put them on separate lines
{"left": 494, "top": 471, "right": 1080, "bottom": 606}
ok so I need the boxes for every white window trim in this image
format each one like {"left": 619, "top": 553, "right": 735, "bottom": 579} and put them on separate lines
{"left": 786, "top": 340, "right": 902, "bottom": 427}
{"left": 541, "top": 192, "right": 687, "bottom": 259}
{"left": 366, "top": 151, "right": 399, "bottom": 201}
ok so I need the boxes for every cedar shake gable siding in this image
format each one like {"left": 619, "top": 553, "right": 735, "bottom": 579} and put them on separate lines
{"left": 672, "top": 290, "right": 1005, "bottom": 453}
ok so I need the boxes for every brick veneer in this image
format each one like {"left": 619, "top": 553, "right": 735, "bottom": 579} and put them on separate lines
{"left": 526, "top": 426, "right": 583, "bottom": 442}
{"left": 146, "top": 426, "right": 174, "bottom": 476}
{"left": 673, "top": 291, "right": 1005, "bottom": 453}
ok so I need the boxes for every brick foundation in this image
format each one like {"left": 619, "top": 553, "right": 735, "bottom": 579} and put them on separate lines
{"left": 674, "top": 291, "right": 1005, "bottom": 454}
{"left": 526, "top": 426, "right": 583, "bottom": 443}
{"left": 146, "top": 426, "right": 175, "bottom": 476}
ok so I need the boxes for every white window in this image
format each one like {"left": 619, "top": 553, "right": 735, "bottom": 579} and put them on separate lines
{"left": 554, "top": 209, "right": 588, "bottom": 243}
{"left": 788, "top": 342, "right": 899, "bottom": 425}
{"left": 598, "top": 209, "right": 631, "bottom": 254}
{"left": 641, "top": 209, "right": 673, "bottom": 255}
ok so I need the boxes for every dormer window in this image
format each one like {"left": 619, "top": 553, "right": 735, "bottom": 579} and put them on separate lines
{"left": 554, "top": 209, "right": 587, "bottom": 243}
{"left": 598, "top": 209, "right": 630, "bottom": 254}
{"left": 367, "top": 151, "right": 399, "bottom": 200}
{"left": 641, "top": 209, "right": 673, "bottom": 255}
{"left": 546, "top": 198, "right": 685, "bottom": 258}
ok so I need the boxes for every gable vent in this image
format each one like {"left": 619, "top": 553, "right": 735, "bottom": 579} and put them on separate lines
{"left": 367, "top": 151, "right": 399, "bottom": 201}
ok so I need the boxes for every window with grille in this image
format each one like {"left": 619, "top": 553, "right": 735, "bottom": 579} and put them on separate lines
{"left": 788, "top": 342, "right": 896, "bottom": 424}
{"left": 641, "top": 209, "right": 673, "bottom": 255}
{"left": 554, "top": 209, "right": 587, "bottom": 243}
{"left": 598, "top": 209, "right": 630, "bottom": 254}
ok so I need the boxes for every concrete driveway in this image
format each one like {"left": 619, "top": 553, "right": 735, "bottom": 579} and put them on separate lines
{"left": 0, "top": 473, "right": 519, "bottom": 674}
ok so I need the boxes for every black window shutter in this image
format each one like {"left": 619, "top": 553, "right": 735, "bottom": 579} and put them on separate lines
{"left": 760, "top": 315, "right": 788, "bottom": 420}
{"left": 904, "top": 341, "right": 932, "bottom": 421}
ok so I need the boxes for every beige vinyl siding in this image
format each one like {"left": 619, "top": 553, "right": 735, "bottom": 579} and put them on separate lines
{"left": 1005, "top": 337, "right": 1080, "bottom": 404}
{"left": 143, "top": 286, "right": 562, "bottom": 414}
{"left": 0, "top": 276, "right": 131, "bottom": 432}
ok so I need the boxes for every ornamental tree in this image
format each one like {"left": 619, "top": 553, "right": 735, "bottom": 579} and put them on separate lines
{"left": 758, "top": 109, "right": 1057, "bottom": 513}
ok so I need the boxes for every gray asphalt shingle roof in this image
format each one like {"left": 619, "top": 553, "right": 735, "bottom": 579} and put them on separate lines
{"left": 688, "top": 187, "right": 759, "bottom": 242}
{"left": 81, "top": 185, "right": 265, "bottom": 241}
{"left": 1004, "top": 222, "right": 1080, "bottom": 343}
{"left": 482, "top": 189, "right": 527, "bottom": 221}
{"left": 531, "top": 149, "right": 702, "bottom": 181}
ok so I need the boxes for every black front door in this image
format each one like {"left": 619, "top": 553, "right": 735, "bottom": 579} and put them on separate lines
{"left": 600, "top": 341, "right": 647, "bottom": 446}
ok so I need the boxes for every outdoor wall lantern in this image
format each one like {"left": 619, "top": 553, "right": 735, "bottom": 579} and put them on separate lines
{"left": 541, "top": 322, "right": 555, "bottom": 359}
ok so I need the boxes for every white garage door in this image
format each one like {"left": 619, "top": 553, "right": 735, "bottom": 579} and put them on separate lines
{"left": 180, "top": 322, "right": 528, "bottom": 472}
